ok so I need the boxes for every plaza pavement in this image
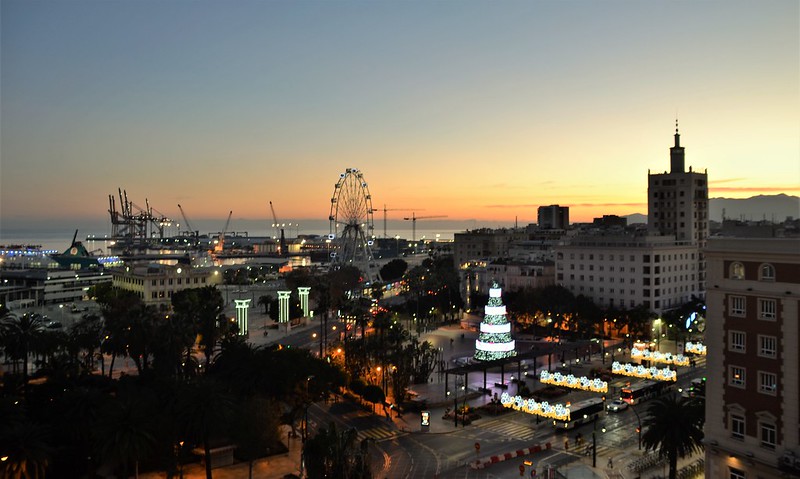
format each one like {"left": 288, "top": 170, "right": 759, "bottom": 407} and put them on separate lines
{"left": 147, "top": 313, "right": 703, "bottom": 479}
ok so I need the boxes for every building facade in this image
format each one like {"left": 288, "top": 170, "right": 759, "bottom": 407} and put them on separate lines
{"left": 0, "top": 269, "right": 112, "bottom": 308}
{"left": 111, "top": 264, "right": 222, "bottom": 309}
{"left": 647, "top": 126, "right": 710, "bottom": 244}
{"left": 648, "top": 125, "right": 709, "bottom": 293}
{"left": 555, "top": 234, "right": 701, "bottom": 315}
{"left": 452, "top": 228, "right": 528, "bottom": 269}
{"left": 704, "top": 238, "right": 800, "bottom": 478}
{"left": 538, "top": 205, "right": 570, "bottom": 230}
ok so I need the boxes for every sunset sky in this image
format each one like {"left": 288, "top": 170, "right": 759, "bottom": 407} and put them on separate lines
{"left": 1, "top": 0, "right": 798, "bottom": 232}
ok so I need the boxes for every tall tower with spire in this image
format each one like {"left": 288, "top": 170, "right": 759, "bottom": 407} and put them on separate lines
{"left": 647, "top": 120, "right": 709, "bottom": 292}
{"left": 670, "top": 120, "right": 685, "bottom": 173}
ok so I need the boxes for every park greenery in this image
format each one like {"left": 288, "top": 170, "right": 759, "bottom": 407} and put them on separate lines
{"left": 0, "top": 252, "right": 706, "bottom": 478}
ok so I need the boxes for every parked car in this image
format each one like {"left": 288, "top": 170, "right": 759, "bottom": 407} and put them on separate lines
{"left": 45, "top": 321, "right": 63, "bottom": 330}
{"left": 607, "top": 399, "right": 628, "bottom": 412}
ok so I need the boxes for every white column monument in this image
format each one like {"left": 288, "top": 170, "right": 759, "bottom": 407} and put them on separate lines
{"left": 234, "top": 299, "right": 251, "bottom": 336}
{"left": 298, "top": 287, "right": 311, "bottom": 317}
{"left": 278, "top": 290, "right": 291, "bottom": 331}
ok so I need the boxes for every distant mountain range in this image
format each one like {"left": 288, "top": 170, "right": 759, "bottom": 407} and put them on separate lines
{"left": 710, "top": 194, "right": 799, "bottom": 222}
{"left": 623, "top": 194, "right": 800, "bottom": 224}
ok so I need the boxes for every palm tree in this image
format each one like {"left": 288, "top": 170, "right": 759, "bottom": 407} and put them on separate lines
{"left": 94, "top": 387, "right": 159, "bottom": 479}
{"left": 641, "top": 393, "right": 705, "bottom": 479}
{"left": 0, "top": 312, "right": 45, "bottom": 398}
{"left": 257, "top": 295, "right": 271, "bottom": 315}
{"left": 0, "top": 420, "right": 53, "bottom": 479}
{"left": 177, "top": 377, "right": 234, "bottom": 479}
{"left": 304, "top": 422, "right": 372, "bottom": 479}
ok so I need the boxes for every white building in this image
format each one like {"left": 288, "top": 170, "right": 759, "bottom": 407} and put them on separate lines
{"left": 555, "top": 234, "right": 701, "bottom": 315}
{"left": 111, "top": 264, "right": 223, "bottom": 309}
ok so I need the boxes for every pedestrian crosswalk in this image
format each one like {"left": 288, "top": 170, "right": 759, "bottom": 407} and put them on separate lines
{"left": 307, "top": 418, "right": 407, "bottom": 444}
{"left": 356, "top": 426, "right": 407, "bottom": 443}
{"left": 475, "top": 417, "right": 538, "bottom": 441}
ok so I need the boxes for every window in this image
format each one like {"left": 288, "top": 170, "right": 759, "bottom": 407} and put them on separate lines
{"left": 731, "top": 414, "right": 745, "bottom": 440}
{"left": 729, "top": 331, "right": 746, "bottom": 353}
{"left": 760, "top": 422, "right": 776, "bottom": 449}
{"left": 759, "top": 372, "right": 777, "bottom": 395}
{"left": 730, "top": 296, "right": 745, "bottom": 317}
{"left": 759, "top": 335, "right": 776, "bottom": 358}
{"left": 729, "top": 366, "right": 745, "bottom": 388}
{"left": 759, "top": 263, "right": 775, "bottom": 281}
{"left": 729, "top": 467, "right": 746, "bottom": 479}
{"left": 759, "top": 299, "right": 776, "bottom": 320}
{"left": 730, "top": 262, "right": 745, "bottom": 280}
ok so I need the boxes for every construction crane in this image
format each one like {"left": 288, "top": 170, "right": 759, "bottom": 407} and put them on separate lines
{"left": 269, "top": 201, "right": 287, "bottom": 256}
{"left": 382, "top": 205, "right": 422, "bottom": 238}
{"left": 214, "top": 211, "right": 233, "bottom": 254}
{"left": 177, "top": 204, "right": 198, "bottom": 239}
{"left": 403, "top": 213, "right": 448, "bottom": 243}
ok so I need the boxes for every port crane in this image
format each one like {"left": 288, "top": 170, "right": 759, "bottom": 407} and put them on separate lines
{"left": 382, "top": 205, "right": 422, "bottom": 239}
{"left": 177, "top": 204, "right": 199, "bottom": 239}
{"left": 269, "top": 201, "right": 287, "bottom": 256}
{"left": 403, "top": 213, "right": 448, "bottom": 243}
{"left": 213, "top": 211, "right": 233, "bottom": 254}
{"left": 108, "top": 188, "right": 173, "bottom": 250}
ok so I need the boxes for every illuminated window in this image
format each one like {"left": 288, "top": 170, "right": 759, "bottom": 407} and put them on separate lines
{"left": 759, "top": 299, "right": 776, "bottom": 320}
{"left": 729, "top": 365, "right": 745, "bottom": 388}
{"left": 759, "top": 263, "right": 775, "bottom": 281}
{"left": 759, "top": 335, "right": 777, "bottom": 358}
{"left": 759, "top": 372, "right": 777, "bottom": 395}
{"left": 730, "top": 262, "right": 745, "bottom": 280}
{"left": 730, "top": 296, "right": 745, "bottom": 317}
{"left": 729, "top": 331, "right": 746, "bottom": 353}
{"left": 731, "top": 414, "right": 745, "bottom": 440}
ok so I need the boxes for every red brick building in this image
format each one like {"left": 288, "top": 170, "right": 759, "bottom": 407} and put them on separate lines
{"left": 705, "top": 238, "right": 800, "bottom": 478}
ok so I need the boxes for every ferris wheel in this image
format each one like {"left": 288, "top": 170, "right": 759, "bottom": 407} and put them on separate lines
{"left": 328, "top": 168, "right": 378, "bottom": 279}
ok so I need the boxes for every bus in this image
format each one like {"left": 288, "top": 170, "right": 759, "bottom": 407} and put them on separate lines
{"left": 621, "top": 380, "right": 671, "bottom": 405}
{"left": 554, "top": 397, "right": 605, "bottom": 429}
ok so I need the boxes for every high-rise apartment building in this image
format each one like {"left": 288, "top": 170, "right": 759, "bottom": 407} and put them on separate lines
{"left": 647, "top": 124, "right": 709, "bottom": 244}
{"left": 704, "top": 238, "right": 800, "bottom": 478}
{"left": 648, "top": 123, "right": 709, "bottom": 293}
{"left": 538, "top": 205, "right": 570, "bottom": 230}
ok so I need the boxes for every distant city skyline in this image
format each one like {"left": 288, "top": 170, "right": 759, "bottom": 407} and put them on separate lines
{"left": 1, "top": 1, "right": 798, "bottom": 229}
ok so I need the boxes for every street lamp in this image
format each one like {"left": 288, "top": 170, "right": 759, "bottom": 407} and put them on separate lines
{"left": 303, "top": 375, "right": 315, "bottom": 442}
{"left": 591, "top": 416, "right": 606, "bottom": 468}
{"left": 629, "top": 403, "right": 643, "bottom": 450}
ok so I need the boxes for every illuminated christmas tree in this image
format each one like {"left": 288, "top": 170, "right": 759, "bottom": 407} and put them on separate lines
{"left": 474, "top": 281, "right": 516, "bottom": 361}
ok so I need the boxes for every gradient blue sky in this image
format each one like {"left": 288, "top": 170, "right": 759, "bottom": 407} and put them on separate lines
{"left": 2, "top": 0, "right": 798, "bottom": 231}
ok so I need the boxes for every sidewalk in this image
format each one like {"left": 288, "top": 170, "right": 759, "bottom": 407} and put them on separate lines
{"left": 139, "top": 426, "right": 302, "bottom": 479}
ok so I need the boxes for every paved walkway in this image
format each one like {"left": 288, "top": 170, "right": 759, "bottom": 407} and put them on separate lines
{"left": 106, "top": 311, "right": 701, "bottom": 479}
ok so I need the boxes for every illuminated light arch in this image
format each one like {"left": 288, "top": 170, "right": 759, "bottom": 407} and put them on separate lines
{"left": 611, "top": 361, "right": 677, "bottom": 381}
{"left": 539, "top": 370, "right": 608, "bottom": 393}
{"left": 685, "top": 342, "right": 707, "bottom": 355}
{"left": 630, "top": 347, "right": 690, "bottom": 367}
{"left": 500, "top": 392, "right": 571, "bottom": 421}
